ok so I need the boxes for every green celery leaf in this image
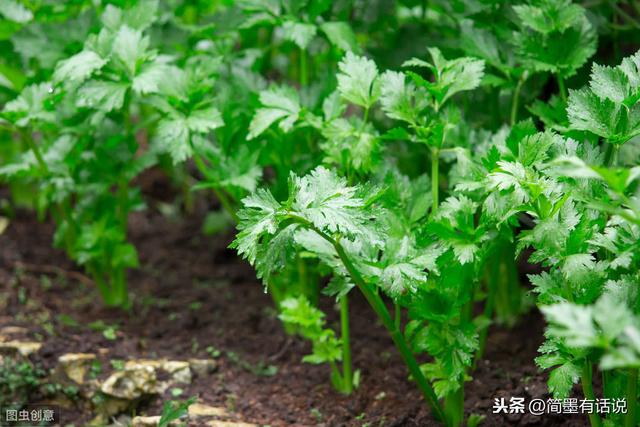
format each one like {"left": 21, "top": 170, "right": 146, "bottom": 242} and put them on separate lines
{"left": 281, "top": 20, "right": 317, "bottom": 50}
{"left": 53, "top": 50, "right": 107, "bottom": 84}
{"left": 112, "top": 25, "right": 150, "bottom": 76}
{"left": 379, "top": 70, "right": 429, "bottom": 124}
{"left": 2, "top": 82, "right": 55, "bottom": 126}
{"left": 0, "top": 0, "right": 32, "bottom": 23}
{"left": 320, "top": 21, "right": 359, "bottom": 52}
{"left": 337, "top": 52, "right": 379, "bottom": 109}
{"left": 77, "top": 80, "right": 128, "bottom": 112}
{"left": 248, "top": 85, "right": 301, "bottom": 139}
{"left": 513, "top": 1, "right": 584, "bottom": 34}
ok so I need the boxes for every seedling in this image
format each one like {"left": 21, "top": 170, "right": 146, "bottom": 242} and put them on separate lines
{"left": 158, "top": 396, "right": 196, "bottom": 427}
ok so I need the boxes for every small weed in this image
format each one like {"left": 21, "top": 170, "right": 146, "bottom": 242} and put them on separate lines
{"left": 226, "top": 351, "right": 278, "bottom": 377}
{"left": 43, "top": 383, "right": 80, "bottom": 400}
{"left": 140, "top": 295, "right": 170, "bottom": 308}
{"left": 102, "top": 327, "right": 117, "bottom": 340}
{"left": 89, "top": 360, "right": 102, "bottom": 379}
{"left": 310, "top": 408, "right": 322, "bottom": 422}
{"left": 88, "top": 320, "right": 119, "bottom": 340}
{"left": 225, "top": 393, "right": 238, "bottom": 412}
{"left": 188, "top": 301, "right": 203, "bottom": 311}
{"left": 57, "top": 314, "right": 80, "bottom": 328}
{"left": 0, "top": 359, "right": 44, "bottom": 409}
{"left": 91, "top": 392, "right": 106, "bottom": 407}
{"left": 205, "top": 345, "right": 221, "bottom": 358}
{"left": 158, "top": 396, "right": 196, "bottom": 427}
{"left": 17, "top": 287, "right": 27, "bottom": 305}
{"left": 467, "top": 414, "right": 485, "bottom": 427}
{"left": 39, "top": 275, "right": 52, "bottom": 290}
{"left": 110, "top": 359, "right": 125, "bottom": 370}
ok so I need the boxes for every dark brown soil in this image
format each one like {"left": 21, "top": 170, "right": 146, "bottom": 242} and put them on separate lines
{"left": 0, "top": 203, "right": 590, "bottom": 426}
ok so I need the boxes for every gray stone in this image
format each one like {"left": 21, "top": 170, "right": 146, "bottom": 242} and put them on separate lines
{"left": 189, "top": 358, "right": 218, "bottom": 377}
{"left": 58, "top": 353, "right": 96, "bottom": 384}
{"left": 100, "top": 364, "right": 159, "bottom": 399}
{"left": 188, "top": 403, "right": 228, "bottom": 418}
{"left": 0, "top": 340, "right": 42, "bottom": 356}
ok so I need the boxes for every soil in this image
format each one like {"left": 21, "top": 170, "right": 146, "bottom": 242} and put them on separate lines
{"left": 0, "top": 187, "right": 590, "bottom": 426}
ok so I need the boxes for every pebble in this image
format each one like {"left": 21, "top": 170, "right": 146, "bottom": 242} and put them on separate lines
{"left": 0, "top": 340, "right": 42, "bottom": 356}
{"left": 188, "top": 403, "right": 228, "bottom": 417}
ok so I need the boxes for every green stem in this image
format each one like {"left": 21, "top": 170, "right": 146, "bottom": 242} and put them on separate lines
{"left": 329, "top": 361, "right": 343, "bottom": 385}
{"left": 359, "top": 106, "right": 370, "bottom": 134}
{"left": 300, "top": 48, "right": 308, "bottom": 87}
{"left": 626, "top": 368, "right": 638, "bottom": 427}
{"left": 112, "top": 267, "right": 128, "bottom": 308}
{"left": 297, "top": 254, "right": 306, "bottom": 291}
{"left": 444, "top": 386, "right": 464, "bottom": 427}
{"left": 606, "top": 143, "right": 619, "bottom": 167}
{"left": 212, "top": 187, "right": 239, "bottom": 223}
{"left": 23, "top": 130, "right": 77, "bottom": 252}
{"left": 510, "top": 74, "right": 527, "bottom": 126}
{"left": 609, "top": 0, "right": 640, "bottom": 28}
{"left": 124, "top": 87, "right": 133, "bottom": 125}
{"left": 285, "top": 215, "right": 447, "bottom": 423}
{"left": 582, "top": 360, "right": 603, "bottom": 427}
{"left": 182, "top": 171, "right": 195, "bottom": 214}
{"left": 340, "top": 294, "right": 353, "bottom": 394}
{"left": 557, "top": 74, "right": 568, "bottom": 103}
{"left": 497, "top": 260, "right": 511, "bottom": 322}
{"left": 23, "top": 131, "right": 48, "bottom": 173}
{"left": 432, "top": 148, "right": 439, "bottom": 212}
{"left": 394, "top": 302, "right": 402, "bottom": 330}
{"left": 88, "top": 264, "right": 110, "bottom": 303}
{"left": 89, "top": 262, "right": 128, "bottom": 308}
{"left": 474, "top": 287, "right": 494, "bottom": 367}
{"left": 329, "top": 233, "right": 445, "bottom": 423}
{"left": 193, "top": 153, "right": 239, "bottom": 223}
{"left": 117, "top": 180, "right": 129, "bottom": 229}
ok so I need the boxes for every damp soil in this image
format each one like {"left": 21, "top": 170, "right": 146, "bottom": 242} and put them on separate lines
{"left": 0, "top": 196, "right": 589, "bottom": 426}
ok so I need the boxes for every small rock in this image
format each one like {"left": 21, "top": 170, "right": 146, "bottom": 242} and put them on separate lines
{"left": 123, "top": 359, "right": 192, "bottom": 384}
{"left": 0, "top": 340, "right": 42, "bottom": 356}
{"left": 58, "top": 353, "right": 96, "bottom": 384}
{"left": 188, "top": 403, "right": 227, "bottom": 418}
{"left": 131, "top": 416, "right": 161, "bottom": 427}
{"left": 92, "top": 397, "right": 130, "bottom": 420}
{"left": 189, "top": 359, "right": 218, "bottom": 377}
{"left": 130, "top": 415, "right": 181, "bottom": 427}
{"left": 106, "top": 414, "right": 132, "bottom": 427}
{"left": 125, "top": 359, "right": 162, "bottom": 369}
{"left": 162, "top": 361, "right": 191, "bottom": 384}
{"left": 206, "top": 421, "right": 257, "bottom": 427}
{"left": 101, "top": 364, "right": 159, "bottom": 399}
